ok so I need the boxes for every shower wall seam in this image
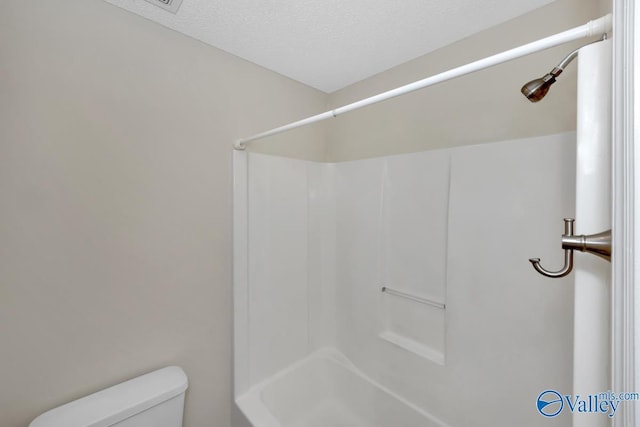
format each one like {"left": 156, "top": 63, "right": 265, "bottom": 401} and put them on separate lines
{"left": 443, "top": 154, "right": 453, "bottom": 354}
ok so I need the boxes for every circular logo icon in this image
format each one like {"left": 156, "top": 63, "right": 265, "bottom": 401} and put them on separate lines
{"left": 537, "top": 390, "right": 564, "bottom": 417}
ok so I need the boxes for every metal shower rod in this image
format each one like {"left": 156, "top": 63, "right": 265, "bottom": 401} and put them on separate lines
{"left": 234, "top": 14, "right": 612, "bottom": 150}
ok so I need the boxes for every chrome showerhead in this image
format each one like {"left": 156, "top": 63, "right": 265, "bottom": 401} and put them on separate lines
{"left": 521, "top": 35, "right": 606, "bottom": 103}
{"left": 521, "top": 68, "right": 562, "bottom": 102}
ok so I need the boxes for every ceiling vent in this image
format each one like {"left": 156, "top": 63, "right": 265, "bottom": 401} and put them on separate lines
{"left": 143, "top": 0, "right": 183, "bottom": 14}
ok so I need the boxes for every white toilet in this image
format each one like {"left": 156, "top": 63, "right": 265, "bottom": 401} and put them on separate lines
{"left": 29, "top": 366, "right": 188, "bottom": 427}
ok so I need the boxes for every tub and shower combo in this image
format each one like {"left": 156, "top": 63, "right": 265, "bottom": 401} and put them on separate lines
{"left": 234, "top": 15, "right": 614, "bottom": 427}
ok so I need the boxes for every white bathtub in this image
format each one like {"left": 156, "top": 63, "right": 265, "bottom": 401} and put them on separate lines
{"left": 236, "top": 349, "right": 448, "bottom": 427}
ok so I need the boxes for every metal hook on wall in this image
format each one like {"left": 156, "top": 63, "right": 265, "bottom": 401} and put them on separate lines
{"left": 529, "top": 218, "right": 611, "bottom": 278}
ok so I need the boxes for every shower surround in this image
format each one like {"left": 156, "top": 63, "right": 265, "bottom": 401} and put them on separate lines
{"left": 234, "top": 133, "right": 577, "bottom": 427}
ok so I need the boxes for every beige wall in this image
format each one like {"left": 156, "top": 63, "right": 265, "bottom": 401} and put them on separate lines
{"left": 0, "top": 1, "right": 326, "bottom": 426}
{"left": 325, "top": 0, "right": 610, "bottom": 161}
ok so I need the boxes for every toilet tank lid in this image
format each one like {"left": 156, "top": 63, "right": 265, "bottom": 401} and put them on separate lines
{"left": 29, "top": 366, "right": 188, "bottom": 427}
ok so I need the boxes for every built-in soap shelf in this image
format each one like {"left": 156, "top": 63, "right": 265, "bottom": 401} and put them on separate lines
{"left": 379, "top": 331, "right": 445, "bottom": 365}
{"left": 380, "top": 285, "right": 446, "bottom": 365}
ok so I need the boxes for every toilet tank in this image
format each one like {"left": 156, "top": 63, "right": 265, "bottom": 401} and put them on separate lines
{"left": 29, "top": 366, "right": 188, "bottom": 427}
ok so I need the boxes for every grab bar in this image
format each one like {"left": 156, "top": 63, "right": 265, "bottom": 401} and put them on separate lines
{"left": 381, "top": 286, "right": 445, "bottom": 310}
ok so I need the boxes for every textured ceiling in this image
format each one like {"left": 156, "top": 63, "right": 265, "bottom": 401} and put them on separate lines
{"left": 102, "top": 0, "right": 555, "bottom": 93}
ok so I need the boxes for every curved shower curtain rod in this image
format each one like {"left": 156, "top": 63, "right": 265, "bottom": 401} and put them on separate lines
{"left": 234, "top": 14, "right": 612, "bottom": 150}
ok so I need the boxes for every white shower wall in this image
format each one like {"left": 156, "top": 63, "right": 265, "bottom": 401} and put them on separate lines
{"left": 238, "top": 132, "right": 577, "bottom": 426}
{"left": 245, "top": 155, "right": 336, "bottom": 386}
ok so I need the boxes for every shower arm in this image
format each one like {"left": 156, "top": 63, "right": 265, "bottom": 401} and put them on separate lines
{"left": 550, "top": 34, "right": 608, "bottom": 77}
{"left": 550, "top": 48, "right": 579, "bottom": 77}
